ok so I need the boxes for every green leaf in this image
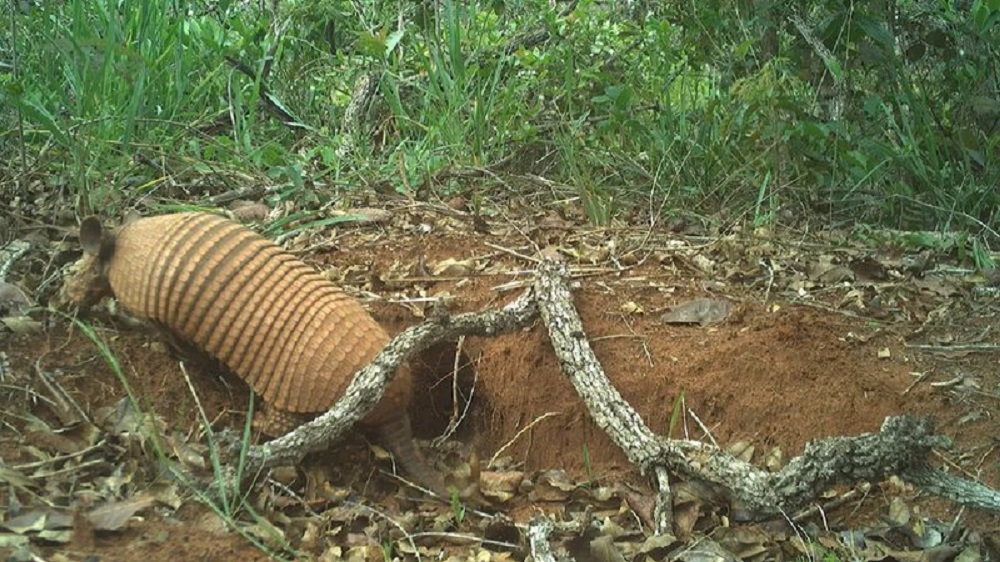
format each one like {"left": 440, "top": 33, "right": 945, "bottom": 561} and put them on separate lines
{"left": 823, "top": 57, "right": 843, "bottom": 80}
{"left": 386, "top": 28, "right": 405, "bottom": 57}
{"left": 856, "top": 15, "right": 894, "bottom": 50}
{"left": 11, "top": 94, "right": 70, "bottom": 148}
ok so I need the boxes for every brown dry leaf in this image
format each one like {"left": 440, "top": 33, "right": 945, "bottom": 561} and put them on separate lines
{"left": 149, "top": 482, "right": 183, "bottom": 510}
{"left": 193, "top": 511, "right": 231, "bottom": 536}
{"left": 716, "top": 525, "right": 772, "bottom": 560}
{"left": 819, "top": 265, "right": 855, "bottom": 284}
{"left": 634, "top": 533, "right": 680, "bottom": 558}
{"left": 229, "top": 202, "right": 270, "bottom": 222}
{"left": 887, "top": 545, "right": 962, "bottom": 562}
{"left": 954, "top": 545, "right": 984, "bottom": 562}
{"left": 537, "top": 212, "right": 575, "bottom": 231}
{"left": 318, "top": 545, "right": 343, "bottom": 562}
{"left": 479, "top": 470, "right": 524, "bottom": 503}
{"left": 673, "top": 479, "right": 737, "bottom": 529}
{"left": 532, "top": 469, "right": 577, "bottom": 501}
{"left": 446, "top": 196, "right": 468, "bottom": 211}
{"left": 333, "top": 207, "right": 393, "bottom": 224}
{"left": 24, "top": 422, "right": 99, "bottom": 455}
{"left": 886, "top": 496, "right": 911, "bottom": 527}
{"left": 850, "top": 256, "right": 889, "bottom": 282}
{"left": 913, "top": 275, "right": 959, "bottom": 298}
{"left": 243, "top": 517, "right": 287, "bottom": 551}
{"left": 35, "top": 528, "right": 73, "bottom": 544}
{"left": 671, "top": 538, "right": 741, "bottom": 562}
{"left": 589, "top": 534, "right": 627, "bottom": 562}
{"left": 3, "top": 509, "right": 74, "bottom": 544}
{"left": 617, "top": 486, "right": 656, "bottom": 530}
{"left": 431, "top": 258, "right": 474, "bottom": 277}
{"left": 578, "top": 242, "right": 611, "bottom": 264}
{"left": 660, "top": 298, "right": 732, "bottom": 327}
{"left": 86, "top": 494, "right": 156, "bottom": 531}
{"left": 673, "top": 480, "right": 728, "bottom": 506}
{"left": 343, "top": 545, "right": 372, "bottom": 562}
{"left": 101, "top": 397, "right": 167, "bottom": 441}
{"left": 3, "top": 510, "right": 51, "bottom": 534}
{"left": 671, "top": 500, "right": 701, "bottom": 540}
{"left": 691, "top": 254, "right": 717, "bottom": 275}
{"left": 164, "top": 433, "right": 208, "bottom": 470}
{"left": 808, "top": 255, "right": 855, "bottom": 284}
{"left": 299, "top": 520, "right": 321, "bottom": 553}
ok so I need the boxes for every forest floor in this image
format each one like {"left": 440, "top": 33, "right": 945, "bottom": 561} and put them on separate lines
{"left": 2, "top": 197, "right": 999, "bottom": 561}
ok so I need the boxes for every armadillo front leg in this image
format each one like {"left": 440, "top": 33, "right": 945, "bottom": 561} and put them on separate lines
{"left": 376, "top": 414, "right": 448, "bottom": 497}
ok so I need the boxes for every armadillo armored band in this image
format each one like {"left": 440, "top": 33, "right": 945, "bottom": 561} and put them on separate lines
{"left": 103, "top": 212, "right": 413, "bottom": 426}
{"left": 59, "top": 212, "right": 448, "bottom": 496}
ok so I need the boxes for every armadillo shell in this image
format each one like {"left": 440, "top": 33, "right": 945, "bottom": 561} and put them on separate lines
{"left": 105, "top": 212, "right": 411, "bottom": 424}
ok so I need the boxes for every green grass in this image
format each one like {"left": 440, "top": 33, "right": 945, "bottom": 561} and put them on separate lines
{"left": 2, "top": 0, "right": 997, "bottom": 255}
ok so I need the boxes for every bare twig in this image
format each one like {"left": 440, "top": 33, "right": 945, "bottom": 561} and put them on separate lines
{"left": 237, "top": 250, "right": 998, "bottom": 530}
{"left": 245, "top": 289, "right": 538, "bottom": 470}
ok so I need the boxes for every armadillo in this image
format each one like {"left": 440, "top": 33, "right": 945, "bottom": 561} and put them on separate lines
{"left": 58, "top": 211, "right": 446, "bottom": 496}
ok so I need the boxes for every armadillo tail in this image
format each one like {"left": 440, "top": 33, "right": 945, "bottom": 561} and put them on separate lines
{"left": 376, "top": 414, "right": 448, "bottom": 498}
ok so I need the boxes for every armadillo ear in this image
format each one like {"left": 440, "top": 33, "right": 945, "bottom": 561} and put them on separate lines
{"left": 79, "top": 216, "right": 105, "bottom": 256}
{"left": 122, "top": 210, "right": 141, "bottom": 225}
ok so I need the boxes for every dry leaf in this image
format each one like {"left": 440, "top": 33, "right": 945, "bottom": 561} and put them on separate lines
{"left": 672, "top": 537, "right": 741, "bottom": 562}
{"left": 764, "top": 447, "right": 784, "bottom": 472}
{"left": 634, "top": 533, "right": 680, "bottom": 558}
{"left": 0, "top": 282, "right": 31, "bottom": 315}
{"left": 334, "top": 207, "right": 393, "bottom": 224}
{"left": 727, "top": 440, "right": 755, "bottom": 463}
{"left": 0, "top": 533, "right": 30, "bottom": 549}
{"left": 3, "top": 509, "right": 73, "bottom": 541}
{"left": 718, "top": 527, "right": 772, "bottom": 561}
{"left": 532, "top": 470, "right": 577, "bottom": 501}
{"left": 2, "top": 316, "right": 42, "bottom": 334}
{"left": 229, "top": 201, "right": 270, "bottom": 222}
{"left": 431, "top": 258, "right": 474, "bottom": 277}
{"left": 479, "top": 470, "right": 524, "bottom": 503}
{"left": 589, "top": 534, "right": 627, "bottom": 562}
{"left": 87, "top": 495, "right": 156, "bottom": 531}
{"left": 24, "top": 424, "right": 98, "bottom": 455}
{"left": 660, "top": 298, "right": 732, "bottom": 327}
{"left": 619, "top": 301, "right": 643, "bottom": 314}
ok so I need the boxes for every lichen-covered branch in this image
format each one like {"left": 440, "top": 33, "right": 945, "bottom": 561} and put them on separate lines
{"left": 245, "top": 289, "right": 538, "bottom": 471}
{"left": 244, "top": 251, "right": 1000, "bottom": 524}
{"left": 532, "top": 254, "right": 664, "bottom": 470}
{"left": 527, "top": 253, "right": 996, "bottom": 522}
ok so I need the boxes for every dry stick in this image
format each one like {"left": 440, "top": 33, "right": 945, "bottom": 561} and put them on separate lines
{"left": 488, "top": 412, "right": 561, "bottom": 469}
{"left": 243, "top": 253, "right": 1000, "bottom": 530}
{"left": 533, "top": 253, "right": 674, "bottom": 534}
{"left": 244, "top": 289, "right": 538, "bottom": 470}
{"left": 434, "top": 335, "right": 476, "bottom": 445}
{"left": 529, "top": 254, "right": 999, "bottom": 523}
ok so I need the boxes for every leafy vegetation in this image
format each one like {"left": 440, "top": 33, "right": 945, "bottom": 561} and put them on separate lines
{"left": 2, "top": 0, "right": 998, "bottom": 237}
